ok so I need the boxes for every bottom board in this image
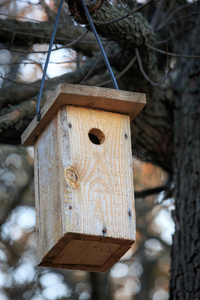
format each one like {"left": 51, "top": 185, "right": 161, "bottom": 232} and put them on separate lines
{"left": 38, "top": 233, "right": 134, "bottom": 272}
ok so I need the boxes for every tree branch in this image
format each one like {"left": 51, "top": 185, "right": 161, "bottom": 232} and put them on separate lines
{"left": 147, "top": 43, "right": 200, "bottom": 59}
{"left": 0, "top": 19, "right": 98, "bottom": 56}
{"left": 0, "top": 29, "right": 89, "bottom": 54}
{"left": 97, "top": 55, "right": 136, "bottom": 87}
{"left": 0, "top": 57, "right": 104, "bottom": 109}
{"left": 135, "top": 48, "right": 170, "bottom": 86}
{"left": 135, "top": 181, "right": 170, "bottom": 199}
{"left": 66, "top": 0, "right": 157, "bottom": 77}
{"left": 0, "top": 1, "right": 175, "bottom": 174}
{"left": 93, "top": 0, "right": 153, "bottom": 25}
{"left": 0, "top": 58, "right": 107, "bottom": 143}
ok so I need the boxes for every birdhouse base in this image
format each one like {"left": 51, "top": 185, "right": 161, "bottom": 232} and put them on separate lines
{"left": 38, "top": 233, "right": 133, "bottom": 272}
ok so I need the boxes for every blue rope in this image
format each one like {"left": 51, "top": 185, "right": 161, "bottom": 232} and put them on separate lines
{"left": 36, "top": 0, "right": 64, "bottom": 121}
{"left": 80, "top": 0, "right": 119, "bottom": 90}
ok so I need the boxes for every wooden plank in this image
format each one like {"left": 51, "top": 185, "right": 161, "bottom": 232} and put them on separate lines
{"left": 60, "top": 106, "right": 136, "bottom": 241}
{"left": 65, "top": 232, "right": 134, "bottom": 245}
{"left": 38, "top": 232, "right": 133, "bottom": 272}
{"left": 53, "top": 240, "right": 120, "bottom": 266}
{"left": 21, "top": 83, "right": 146, "bottom": 145}
{"left": 34, "top": 114, "right": 64, "bottom": 264}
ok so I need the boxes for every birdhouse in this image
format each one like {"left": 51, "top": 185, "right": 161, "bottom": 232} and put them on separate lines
{"left": 21, "top": 84, "right": 146, "bottom": 272}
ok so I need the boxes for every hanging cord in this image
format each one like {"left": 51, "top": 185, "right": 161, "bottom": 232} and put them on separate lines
{"left": 80, "top": 0, "right": 119, "bottom": 90}
{"left": 36, "top": 0, "right": 64, "bottom": 121}
{"left": 36, "top": 0, "right": 118, "bottom": 121}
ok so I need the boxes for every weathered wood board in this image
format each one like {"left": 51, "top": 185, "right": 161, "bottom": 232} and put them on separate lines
{"left": 21, "top": 83, "right": 146, "bottom": 146}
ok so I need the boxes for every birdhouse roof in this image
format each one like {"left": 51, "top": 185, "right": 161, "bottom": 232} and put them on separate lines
{"left": 21, "top": 83, "right": 146, "bottom": 146}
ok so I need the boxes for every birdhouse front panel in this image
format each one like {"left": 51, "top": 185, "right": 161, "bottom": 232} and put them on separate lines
{"left": 60, "top": 106, "right": 135, "bottom": 238}
{"left": 34, "top": 105, "right": 135, "bottom": 272}
{"left": 22, "top": 84, "right": 146, "bottom": 272}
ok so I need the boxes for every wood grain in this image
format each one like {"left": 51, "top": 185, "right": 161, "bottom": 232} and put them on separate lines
{"left": 61, "top": 106, "right": 135, "bottom": 239}
{"left": 21, "top": 83, "right": 146, "bottom": 146}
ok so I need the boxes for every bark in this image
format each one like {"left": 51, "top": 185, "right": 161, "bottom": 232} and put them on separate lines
{"left": 170, "top": 6, "right": 200, "bottom": 299}
{"left": 67, "top": 0, "right": 157, "bottom": 78}
{"left": 0, "top": 18, "right": 99, "bottom": 56}
{"left": 0, "top": 56, "right": 106, "bottom": 109}
{"left": 0, "top": 57, "right": 106, "bottom": 144}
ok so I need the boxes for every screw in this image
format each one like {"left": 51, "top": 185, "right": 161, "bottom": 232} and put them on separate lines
{"left": 128, "top": 210, "right": 131, "bottom": 217}
{"left": 125, "top": 133, "right": 128, "bottom": 139}
{"left": 69, "top": 206, "right": 72, "bottom": 210}
{"left": 68, "top": 123, "right": 72, "bottom": 128}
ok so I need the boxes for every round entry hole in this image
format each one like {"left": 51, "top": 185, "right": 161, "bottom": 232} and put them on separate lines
{"left": 88, "top": 128, "right": 105, "bottom": 145}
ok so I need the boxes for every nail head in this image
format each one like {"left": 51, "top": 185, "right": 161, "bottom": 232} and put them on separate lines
{"left": 102, "top": 228, "right": 107, "bottom": 234}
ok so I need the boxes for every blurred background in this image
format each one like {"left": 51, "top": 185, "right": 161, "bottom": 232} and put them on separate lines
{"left": 0, "top": 0, "right": 175, "bottom": 299}
{"left": 0, "top": 144, "right": 174, "bottom": 300}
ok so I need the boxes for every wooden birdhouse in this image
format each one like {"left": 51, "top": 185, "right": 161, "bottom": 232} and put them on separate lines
{"left": 21, "top": 84, "right": 146, "bottom": 272}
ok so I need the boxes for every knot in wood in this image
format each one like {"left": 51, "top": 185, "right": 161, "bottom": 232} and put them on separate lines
{"left": 66, "top": 169, "right": 78, "bottom": 183}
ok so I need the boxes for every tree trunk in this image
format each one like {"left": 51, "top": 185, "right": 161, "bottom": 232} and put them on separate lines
{"left": 89, "top": 272, "right": 111, "bottom": 300}
{"left": 171, "top": 7, "right": 200, "bottom": 299}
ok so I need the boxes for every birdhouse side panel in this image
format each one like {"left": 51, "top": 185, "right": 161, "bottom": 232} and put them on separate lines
{"left": 58, "top": 107, "right": 74, "bottom": 234}
{"left": 59, "top": 105, "right": 135, "bottom": 241}
{"left": 34, "top": 114, "right": 64, "bottom": 264}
